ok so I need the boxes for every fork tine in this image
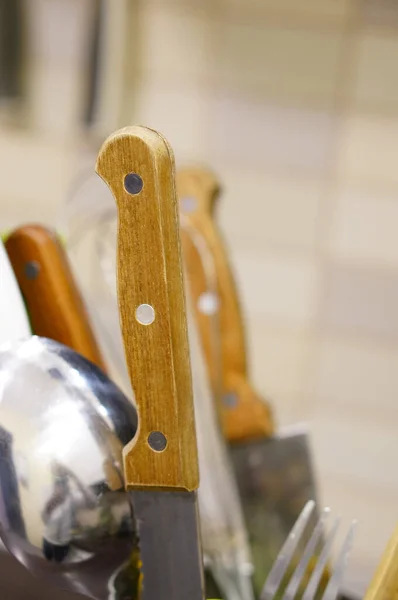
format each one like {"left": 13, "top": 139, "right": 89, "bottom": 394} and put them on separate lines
{"left": 260, "top": 500, "right": 316, "bottom": 600}
{"left": 302, "top": 516, "right": 341, "bottom": 600}
{"left": 322, "top": 520, "right": 357, "bottom": 600}
{"left": 282, "top": 507, "right": 330, "bottom": 600}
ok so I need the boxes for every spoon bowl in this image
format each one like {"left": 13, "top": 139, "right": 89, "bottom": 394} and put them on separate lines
{"left": 0, "top": 336, "right": 138, "bottom": 599}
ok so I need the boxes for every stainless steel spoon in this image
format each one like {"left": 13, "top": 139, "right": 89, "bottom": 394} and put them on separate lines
{"left": 0, "top": 336, "right": 139, "bottom": 600}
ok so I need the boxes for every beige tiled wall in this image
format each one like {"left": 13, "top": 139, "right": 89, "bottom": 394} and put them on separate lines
{"left": 1, "top": 0, "right": 398, "bottom": 595}
{"left": 132, "top": 1, "right": 398, "bottom": 594}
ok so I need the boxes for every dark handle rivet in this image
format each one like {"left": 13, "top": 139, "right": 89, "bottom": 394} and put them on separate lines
{"left": 25, "top": 261, "right": 40, "bottom": 280}
{"left": 223, "top": 392, "right": 238, "bottom": 408}
{"left": 124, "top": 173, "right": 143, "bottom": 195}
{"left": 148, "top": 431, "right": 167, "bottom": 452}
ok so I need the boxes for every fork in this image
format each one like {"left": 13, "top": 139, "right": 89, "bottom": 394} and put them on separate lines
{"left": 260, "top": 500, "right": 357, "bottom": 600}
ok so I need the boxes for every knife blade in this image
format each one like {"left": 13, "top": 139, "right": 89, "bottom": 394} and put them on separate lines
{"left": 4, "top": 224, "right": 106, "bottom": 371}
{"left": 96, "top": 126, "right": 205, "bottom": 600}
{"left": 177, "top": 167, "right": 320, "bottom": 594}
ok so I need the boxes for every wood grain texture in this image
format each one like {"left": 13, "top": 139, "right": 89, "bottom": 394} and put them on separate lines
{"left": 177, "top": 167, "right": 274, "bottom": 443}
{"left": 365, "top": 524, "right": 398, "bottom": 600}
{"left": 5, "top": 225, "right": 106, "bottom": 370}
{"left": 96, "top": 126, "right": 199, "bottom": 492}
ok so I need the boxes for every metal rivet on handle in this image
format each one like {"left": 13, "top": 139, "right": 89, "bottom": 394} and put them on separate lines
{"left": 198, "top": 291, "right": 219, "bottom": 315}
{"left": 25, "top": 261, "right": 40, "bottom": 280}
{"left": 148, "top": 431, "right": 167, "bottom": 452}
{"left": 180, "top": 196, "right": 198, "bottom": 213}
{"left": 135, "top": 304, "right": 155, "bottom": 325}
{"left": 223, "top": 392, "right": 238, "bottom": 408}
{"left": 124, "top": 173, "right": 143, "bottom": 195}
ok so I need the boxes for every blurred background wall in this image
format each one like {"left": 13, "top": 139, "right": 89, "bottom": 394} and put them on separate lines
{"left": 1, "top": 0, "right": 398, "bottom": 595}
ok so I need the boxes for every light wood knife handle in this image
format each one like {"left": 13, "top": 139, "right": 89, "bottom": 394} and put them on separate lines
{"left": 5, "top": 224, "right": 106, "bottom": 370}
{"left": 96, "top": 126, "right": 199, "bottom": 492}
{"left": 177, "top": 167, "right": 274, "bottom": 443}
{"left": 365, "top": 524, "right": 398, "bottom": 600}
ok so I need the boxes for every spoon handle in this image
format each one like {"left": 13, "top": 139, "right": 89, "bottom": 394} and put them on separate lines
{"left": 5, "top": 224, "right": 106, "bottom": 370}
{"left": 96, "top": 127, "right": 199, "bottom": 492}
{"left": 177, "top": 167, "right": 274, "bottom": 443}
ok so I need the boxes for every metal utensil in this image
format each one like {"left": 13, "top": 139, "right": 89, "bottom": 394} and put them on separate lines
{"left": 60, "top": 131, "right": 252, "bottom": 598}
{"left": 67, "top": 205, "right": 255, "bottom": 600}
{"left": 0, "top": 336, "right": 138, "bottom": 600}
{"left": 182, "top": 215, "right": 255, "bottom": 600}
{"left": 5, "top": 224, "right": 106, "bottom": 370}
{"left": 177, "top": 167, "right": 320, "bottom": 592}
{"left": 261, "top": 500, "right": 357, "bottom": 600}
{"left": 186, "top": 291, "right": 255, "bottom": 600}
{"left": 96, "top": 126, "right": 205, "bottom": 600}
{"left": 65, "top": 191, "right": 255, "bottom": 600}
{"left": 0, "top": 235, "right": 31, "bottom": 589}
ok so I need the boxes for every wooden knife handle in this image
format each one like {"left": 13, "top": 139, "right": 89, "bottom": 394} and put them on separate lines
{"left": 96, "top": 126, "right": 199, "bottom": 492}
{"left": 5, "top": 225, "right": 106, "bottom": 371}
{"left": 177, "top": 167, "right": 274, "bottom": 443}
{"left": 365, "top": 524, "right": 398, "bottom": 600}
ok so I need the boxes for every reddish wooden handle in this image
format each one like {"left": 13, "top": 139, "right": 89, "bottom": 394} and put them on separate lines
{"left": 5, "top": 224, "right": 106, "bottom": 371}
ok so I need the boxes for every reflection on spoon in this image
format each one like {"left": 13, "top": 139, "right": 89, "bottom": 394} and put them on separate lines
{"left": 0, "top": 337, "right": 139, "bottom": 599}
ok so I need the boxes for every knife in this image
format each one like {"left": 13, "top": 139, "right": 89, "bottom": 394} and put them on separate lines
{"left": 96, "top": 126, "right": 205, "bottom": 600}
{"left": 0, "top": 238, "right": 31, "bottom": 344}
{"left": 4, "top": 224, "right": 106, "bottom": 370}
{"left": 177, "top": 166, "right": 320, "bottom": 594}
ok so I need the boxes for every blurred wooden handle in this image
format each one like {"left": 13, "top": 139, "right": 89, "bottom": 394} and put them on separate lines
{"left": 365, "top": 524, "right": 398, "bottom": 600}
{"left": 5, "top": 224, "right": 106, "bottom": 370}
{"left": 96, "top": 126, "right": 199, "bottom": 492}
{"left": 177, "top": 167, "right": 274, "bottom": 443}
